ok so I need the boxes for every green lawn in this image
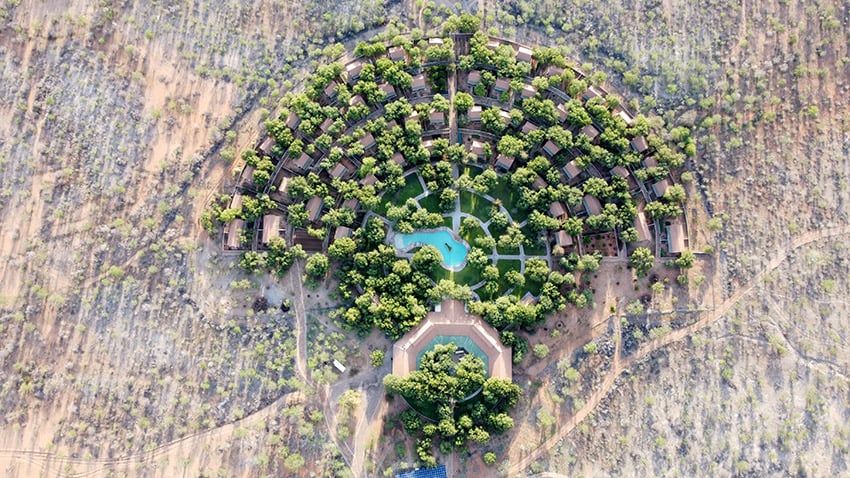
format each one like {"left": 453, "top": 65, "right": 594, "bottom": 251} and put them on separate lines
{"left": 512, "top": 277, "right": 543, "bottom": 299}
{"left": 489, "top": 177, "right": 524, "bottom": 220}
{"left": 459, "top": 220, "right": 486, "bottom": 246}
{"left": 418, "top": 193, "right": 442, "bottom": 213}
{"left": 442, "top": 216, "right": 453, "bottom": 228}
{"left": 430, "top": 263, "right": 483, "bottom": 287}
{"left": 460, "top": 165, "right": 483, "bottom": 178}
{"left": 374, "top": 174, "right": 424, "bottom": 216}
{"left": 459, "top": 190, "right": 492, "bottom": 222}
{"left": 496, "top": 259, "right": 521, "bottom": 295}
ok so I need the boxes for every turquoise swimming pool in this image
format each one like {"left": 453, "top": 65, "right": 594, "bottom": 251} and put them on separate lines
{"left": 394, "top": 228, "right": 469, "bottom": 270}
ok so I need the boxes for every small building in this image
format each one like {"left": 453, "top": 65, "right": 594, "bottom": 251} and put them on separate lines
{"left": 229, "top": 192, "right": 243, "bottom": 211}
{"left": 542, "top": 140, "right": 561, "bottom": 157}
{"left": 396, "top": 465, "right": 447, "bottom": 478}
{"left": 495, "top": 154, "right": 515, "bottom": 171}
{"left": 330, "top": 162, "right": 348, "bottom": 179}
{"left": 469, "top": 140, "right": 486, "bottom": 159}
{"left": 521, "top": 121, "right": 538, "bottom": 135}
{"left": 486, "top": 39, "right": 501, "bottom": 50}
{"left": 388, "top": 46, "right": 406, "bottom": 62}
{"left": 549, "top": 201, "right": 568, "bottom": 219}
{"left": 332, "top": 359, "right": 347, "bottom": 373}
{"left": 285, "top": 111, "right": 301, "bottom": 129}
{"left": 615, "top": 109, "right": 634, "bottom": 125}
{"left": 667, "top": 218, "right": 686, "bottom": 254}
{"left": 563, "top": 160, "right": 581, "bottom": 180}
{"left": 516, "top": 45, "right": 533, "bottom": 63}
{"left": 556, "top": 103, "right": 568, "bottom": 122}
{"left": 583, "top": 86, "right": 604, "bottom": 101}
{"left": 498, "top": 110, "right": 512, "bottom": 125}
{"left": 520, "top": 84, "right": 537, "bottom": 99}
{"left": 467, "top": 70, "right": 481, "bottom": 87}
{"left": 262, "top": 215, "right": 282, "bottom": 245}
{"left": 468, "top": 105, "right": 482, "bottom": 122}
{"left": 306, "top": 196, "right": 324, "bottom": 223}
{"left": 429, "top": 110, "right": 445, "bottom": 126}
{"left": 545, "top": 65, "right": 564, "bottom": 77}
{"left": 293, "top": 153, "right": 311, "bottom": 171}
{"left": 386, "top": 119, "right": 398, "bottom": 130}
{"left": 342, "top": 198, "right": 359, "bottom": 211}
{"left": 226, "top": 219, "right": 244, "bottom": 250}
{"left": 258, "top": 135, "right": 275, "bottom": 156}
{"left": 494, "top": 78, "right": 510, "bottom": 93}
{"left": 405, "top": 110, "right": 420, "bottom": 124}
{"left": 631, "top": 136, "right": 649, "bottom": 153}
{"left": 392, "top": 152, "right": 405, "bottom": 166}
{"left": 531, "top": 175, "right": 547, "bottom": 190}
{"left": 581, "top": 124, "right": 600, "bottom": 141}
{"left": 422, "top": 140, "right": 435, "bottom": 152}
{"left": 634, "top": 211, "right": 651, "bottom": 243}
{"left": 345, "top": 61, "right": 364, "bottom": 82}
{"left": 643, "top": 156, "right": 658, "bottom": 168}
{"left": 349, "top": 95, "right": 365, "bottom": 108}
{"left": 359, "top": 174, "right": 378, "bottom": 186}
{"left": 583, "top": 194, "right": 602, "bottom": 216}
{"left": 611, "top": 165, "right": 630, "bottom": 178}
{"left": 380, "top": 82, "right": 397, "bottom": 100}
{"left": 324, "top": 81, "right": 338, "bottom": 99}
{"left": 319, "top": 118, "right": 334, "bottom": 134}
{"left": 652, "top": 178, "right": 670, "bottom": 198}
{"left": 428, "top": 37, "right": 444, "bottom": 46}
{"left": 334, "top": 226, "right": 352, "bottom": 241}
{"left": 555, "top": 230, "right": 573, "bottom": 247}
{"left": 360, "top": 133, "right": 376, "bottom": 150}
{"left": 411, "top": 74, "right": 427, "bottom": 92}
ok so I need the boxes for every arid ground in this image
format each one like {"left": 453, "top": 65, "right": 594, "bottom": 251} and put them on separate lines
{"left": 0, "top": 0, "right": 848, "bottom": 476}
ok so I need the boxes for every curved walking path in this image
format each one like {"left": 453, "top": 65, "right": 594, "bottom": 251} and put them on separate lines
{"left": 508, "top": 224, "right": 850, "bottom": 475}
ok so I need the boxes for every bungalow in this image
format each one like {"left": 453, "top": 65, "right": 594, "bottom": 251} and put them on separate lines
{"left": 583, "top": 194, "right": 602, "bottom": 216}
{"left": 330, "top": 162, "right": 348, "bottom": 179}
{"left": 319, "top": 118, "right": 334, "bottom": 134}
{"left": 516, "top": 45, "right": 533, "bottom": 63}
{"left": 324, "top": 81, "right": 338, "bottom": 99}
{"left": 468, "top": 105, "right": 482, "bottom": 122}
{"left": 531, "top": 175, "right": 547, "bottom": 190}
{"left": 348, "top": 95, "right": 365, "bottom": 109}
{"left": 230, "top": 192, "right": 243, "bottom": 211}
{"left": 380, "top": 82, "right": 396, "bottom": 100}
{"left": 494, "top": 78, "right": 510, "bottom": 93}
{"left": 615, "top": 109, "right": 634, "bottom": 125}
{"left": 634, "top": 212, "right": 651, "bottom": 243}
{"left": 405, "top": 110, "right": 420, "bottom": 124}
{"left": 611, "top": 165, "right": 630, "bottom": 178}
{"left": 542, "top": 140, "right": 561, "bottom": 157}
{"left": 556, "top": 103, "right": 568, "bottom": 122}
{"left": 359, "top": 133, "right": 376, "bottom": 150}
{"left": 258, "top": 136, "right": 275, "bottom": 156}
{"left": 422, "top": 140, "right": 435, "bottom": 152}
{"left": 520, "top": 84, "right": 537, "bottom": 99}
{"left": 359, "top": 173, "right": 378, "bottom": 186}
{"left": 467, "top": 70, "right": 481, "bottom": 87}
{"left": 386, "top": 119, "right": 398, "bottom": 130}
{"left": 388, "top": 46, "right": 406, "bottom": 62}
{"left": 469, "top": 140, "right": 486, "bottom": 159}
{"left": 495, "top": 154, "right": 515, "bottom": 171}
{"left": 392, "top": 152, "right": 405, "bottom": 166}
{"left": 667, "top": 218, "right": 686, "bottom": 254}
{"left": 306, "top": 196, "right": 324, "bottom": 223}
{"left": 643, "top": 156, "right": 658, "bottom": 168}
{"left": 583, "top": 86, "right": 604, "bottom": 101}
{"left": 345, "top": 61, "right": 364, "bottom": 82}
{"left": 411, "top": 74, "right": 427, "bottom": 92}
{"left": 334, "top": 226, "right": 352, "bottom": 241}
{"left": 550, "top": 201, "right": 568, "bottom": 219}
{"left": 293, "top": 153, "right": 311, "bottom": 171}
{"left": 631, "top": 136, "right": 649, "bottom": 153}
{"left": 652, "top": 179, "right": 670, "bottom": 198}
{"left": 285, "top": 111, "right": 301, "bottom": 129}
{"left": 428, "top": 37, "right": 444, "bottom": 46}
{"left": 342, "top": 198, "right": 359, "bottom": 211}
{"left": 262, "top": 214, "right": 282, "bottom": 245}
{"left": 226, "top": 219, "right": 244, "bottom": 250}
{"left": 555, "top": 230, "right": 574, "bottom": 247}
{"left": 521, "top": 122, "right": 538, "bottom": 135}
{"left": 580, "top": 124, "right": 600, "bottom": 141}
{"left": 240, "top": 166, "right": 254, "bottom": 186}
{"left": 429, "top": 110, "right": 445, "bottom": 126}
{"left": 498, "top": 110, "right": 512, "bottom": 125}
{"left": 486, "top": 39, "right": 501, "bottom": 50}
{"left": 544, "top": 65, "right": 564, "bottom": 77}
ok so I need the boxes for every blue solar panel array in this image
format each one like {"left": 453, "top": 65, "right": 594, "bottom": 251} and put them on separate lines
{"left": 395, "top": 464, "right": 447, "bottom": 478}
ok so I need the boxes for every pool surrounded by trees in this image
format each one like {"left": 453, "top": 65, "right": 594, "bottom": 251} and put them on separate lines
{"left": 394, "top": 228, "right": 469, "bottom": 271}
